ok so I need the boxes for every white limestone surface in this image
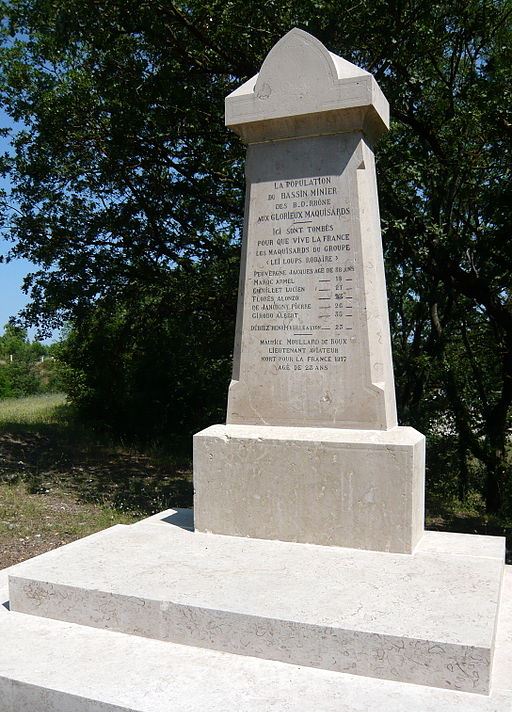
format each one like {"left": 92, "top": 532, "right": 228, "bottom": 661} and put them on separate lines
{"left": 493, "top": 565, "right": 512, "bottom": 692}
{"left": 133, "top": 507, "right": 194, "bottom": 531}
{"left": 226, "top": 126, "right": 398, "bottom": 431}
{"left": 8, "top": 523, "right": 503, "bottom": 694}
{"left": 194, "top": 424, "right": 424, "bottom": 553}
{"left": 0, "top": 525, "right": 127, "bottom": 613}
{"left": 194, "top": 28, "right": 426, "bottom": 549}
{"left": 416, "top": 530, "right": 506, "bottom": 560}
{"left": 224, "top": 31, "right": 397, "bottom": 431}
{"left": 1, "top": 610, "right": 512, "bottom": 712}
{"left": 0, "top": 529, "right": 501, "bottom": 618}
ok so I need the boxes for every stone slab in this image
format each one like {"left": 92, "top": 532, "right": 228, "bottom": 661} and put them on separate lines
{"left": 194, "top": 424, "right": 425, "bottom": 553}
{"left": 134, "top": 513, "right": 506, "bottom": 563}
{"left": 416, "top": 530, "right": 507, "bottom": 560}
{"left": 131, "top": 511, "right": 506, "bottom": 562}
{"left": 493, "top": 565, "right": 512, "bottom": 692}
{"left": 0, "top": 525, "right": 128, "bottom": 613}
{"left": 1, "top": 610, "right": 512, "bottom": 712}
{"left": 8, "top": 522, "right": 504, "bottom": 694}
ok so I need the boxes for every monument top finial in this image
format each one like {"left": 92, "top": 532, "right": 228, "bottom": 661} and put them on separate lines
{"left": 257, "top": 28, "right": 369, "bottom": 89}
{"left": 225, "top": 28, "right": 389, "bottom": 144}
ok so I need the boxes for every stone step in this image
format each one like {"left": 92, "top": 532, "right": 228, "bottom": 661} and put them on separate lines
{"left": 7, "top": 518, "right": 505, "bottom": 694}
{"left": 0, "top": 606, "right": 511, "bottom": 712}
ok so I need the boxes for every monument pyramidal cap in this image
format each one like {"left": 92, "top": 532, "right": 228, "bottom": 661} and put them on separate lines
{"left": 226, "top": 27, "right": 388, "bottom": 145}
{"left": 194, "top": 26, "right": 424, "bottom": 554}
{"left": 0, "top": 28, "right": 509, "bottom": 712}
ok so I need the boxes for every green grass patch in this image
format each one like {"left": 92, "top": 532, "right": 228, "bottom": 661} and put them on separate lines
{"left": 0, "top": 481, "right": 136, "bottom": 541}
{"left": 0, "top": 392, "right": 67, "bottom": 425}
{"left": 1, "top": 393, "right": 509, "bottom": 566}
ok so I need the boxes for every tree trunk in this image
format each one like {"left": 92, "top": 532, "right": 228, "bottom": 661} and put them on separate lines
{"left": 457, "top": 437, "right": 469, "bottom": 502}
{"left": 484, "top": 460, "right": 503, "bottom": 515}
{"left": 483, "top": 420, "right": 507, "bottom": 515}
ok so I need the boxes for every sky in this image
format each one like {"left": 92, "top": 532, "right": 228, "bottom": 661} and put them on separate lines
{"left": 0, "top": 107, "right": 58, "bottom": 343}
{"left": 0, "top": 242, "right": 37, "bottom": 331}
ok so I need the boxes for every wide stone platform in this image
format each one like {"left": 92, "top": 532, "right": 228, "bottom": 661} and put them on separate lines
{"left": 7, "top": 514, "right": 505, "bottom": 695}
{"left": 0, "top": 603, "right": 511, "bottom": 712}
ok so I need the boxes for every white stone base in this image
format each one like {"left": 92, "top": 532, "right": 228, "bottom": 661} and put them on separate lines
{"left": 194, "top": 424, "right": 425, "bottom": 553}
{"left": 7, "top": 519, "right": 505, "bottom": 694}
{"left": 0, "top": 604, "right": 511, "bottom": 712}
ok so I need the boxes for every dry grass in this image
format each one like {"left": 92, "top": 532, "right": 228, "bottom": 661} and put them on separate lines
{"left": 0, "top": 481, "right": 136, "bottom": 568}
{"left": 0, "top": 392, "right": 67, "bottom": 425}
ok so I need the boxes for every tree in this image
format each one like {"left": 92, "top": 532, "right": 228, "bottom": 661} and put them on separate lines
{"left": 0, "top": 323, "right": 50, "bottom": 396}
{"left": 57, "top": 250, "right": 238, "bottom": 441}
{"left": 0, "top": 1, "right": 510, "bottom": 510}
{"left": 372, "top": 4, "right": 512, "bottom": 513}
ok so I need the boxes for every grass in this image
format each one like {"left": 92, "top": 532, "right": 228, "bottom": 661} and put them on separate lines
{"left": 0, "top": 392, "right": 193, "bottom": 569}
{"left": 0, "top": 392, "right": 67, "bottom": 424}
{"left": 0, "top": 481, "right": 137, "bottom": 569}
{"left": 426, "top": 489, "right": 512, "bottom": 542}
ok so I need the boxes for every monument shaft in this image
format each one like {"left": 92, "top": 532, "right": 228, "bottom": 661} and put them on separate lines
{"left": 228, "top": 132, "right": 396, "bottom": 429}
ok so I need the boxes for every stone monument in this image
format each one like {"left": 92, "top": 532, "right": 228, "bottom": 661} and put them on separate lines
{"left": 194, "top": 28, "right": 424, "bottom": 553}
{"left": 0, "top": 28, "right": 509, "bottom": 712}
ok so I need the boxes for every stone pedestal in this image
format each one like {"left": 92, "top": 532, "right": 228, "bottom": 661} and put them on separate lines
{"left": 194, "top": 424, "right": 424, "bottom": 553}
{"left": 6, "top": 521, "right": 506, "bottom": 695}
{"left": 2, "top": 541, "right": 511, "bottom": 711}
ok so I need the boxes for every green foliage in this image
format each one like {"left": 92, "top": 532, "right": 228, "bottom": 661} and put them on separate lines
{"left": 57, "top": 249, "right": 238, "bottom": 441}
{"left": 0, "top": 323, "right": 63, "bottom": 397}
{"left": 0, "top": 1, "right": 511, "bottom": 510}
